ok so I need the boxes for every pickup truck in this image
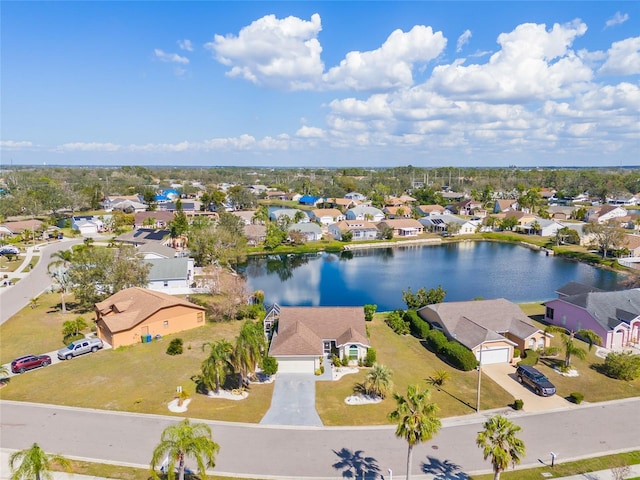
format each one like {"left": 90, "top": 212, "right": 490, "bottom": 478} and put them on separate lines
{"left": 57, "top": 337, "right": 104, "bottom": 360}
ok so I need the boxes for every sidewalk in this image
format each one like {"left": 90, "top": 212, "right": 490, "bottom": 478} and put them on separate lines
{"left": 2, "top": 448, "right": 640, "bottom": 480}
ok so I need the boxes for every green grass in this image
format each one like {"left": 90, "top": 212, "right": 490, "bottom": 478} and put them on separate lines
{"left": 316, "top": 314, "right": 514, "bottom": 425}
{"left": 2, "top": 295, "right": 639, "bottom": 426}
{"left": 470, "top": 450, "right": 640, "bottom": 479}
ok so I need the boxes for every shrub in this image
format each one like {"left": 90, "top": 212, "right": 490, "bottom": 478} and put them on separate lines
{"left": 603, "top": 351, "right": 640, "bottom": 381}
{"left": 513, "top": 399, "right": 524, "bottom": 410}
{"left": 518, "top": 349, "right": 539, "bottom": 366}
{"left": 364, "top": 348, "right": 377, "bottom": 367}
{"left": 513, "top": 348, "right": 521, "bottom": 359}
{"left": 166, "top": 338, "right": 183, "bottom": 356}
{"left": 404, "top": 310, "right": 430, "bottom": 339}
{"left": 385, "top": 310, "right": 409, "bottom": 335}
{"left": 62, "top": 333, "right": 84, "bottom": 345}
{"left": 426, "top": 329, "right": 448, "bottom": 353}
{"left": 341, "top": 356, "right": 349, "bottom": 367}
{"left": 442, "top": 341, "right": 478, "bottom": 371}
{"left": 262, "top": 355, "right": 278, "bottom": 375}
{"left": 332, "top": 355, "right": 342, "bottom": 368}
{"left": 539, "top": 346, "right": 560, "bottom": 357}
{"left": 363, "top": 304, "right": 377, "bottom": 322}
{"left": 569, "top": 392, "right": 584, "bottom": 404}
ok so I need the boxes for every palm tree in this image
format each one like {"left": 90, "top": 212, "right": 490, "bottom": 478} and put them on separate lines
{"left": 201, "top": 339, "right": 234, "bottom": 394}
{"left": 476, "top": 414, "right": 526, "bottom": 480}
{"left": 545, "top": 326, "right": 602, "bottom": 369}
{"left": 232, "top": 320, "right": 266, "bottom": 386}
{"left": 387, "top": 384, "right": 441, "bottom": 480}
{"left": 62, "top": 316, "right": 88, "bottom": 340}
{"left": 362, "top": 363, "right": 393, "bottom": 399}
{"left": 150, "top": 418, "right": 220, "bottom": 480}
{"left": 9, "top": 443, "right": 72, "bottom": 480}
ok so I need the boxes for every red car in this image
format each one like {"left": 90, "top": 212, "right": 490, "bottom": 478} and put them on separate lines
{"left": 10, "top": 354, "right": 51, "bottom": 374}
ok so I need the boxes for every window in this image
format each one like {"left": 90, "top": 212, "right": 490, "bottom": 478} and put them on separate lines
{"left": 163, "top": 321, "right": 168, "bottom": 328}
{"left": 546, "top": 307, "right": 554, "bottom": 320}
{"left": 349, "top": 345, "right": 358, "bottom": 360}
{"left": 528, "top": 338, "right": 535, "bottom": 348}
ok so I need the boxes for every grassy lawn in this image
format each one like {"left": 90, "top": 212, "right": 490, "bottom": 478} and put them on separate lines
{"left": 0, "top": 294, "right": 274, "bottom": 423}
{"left": 316, "top": 314, "right": 514, "bottom": 425}
{"left": 2, "top": 295, "right": 639, "bottom": 426}
{"left": 471, "top": 450, "right": 640, "bottom": 479}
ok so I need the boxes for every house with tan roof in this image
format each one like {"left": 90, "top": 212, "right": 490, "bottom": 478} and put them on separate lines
{"left": 416, "top": 205, "right": 447, "bottom": 217}
{"left": 377, "top": 219, "right": 424, "bottom": 237}
{"left": 94, "top": 287, "right": 206, "bottom": 348}
{"left": 418, "top": 299, "right": 550, "bottom": 364}
{"left": 383, "top": 206, "right": 412, "bottom": 219}
{"left": 328, "top": 220, "right": 379, "bottom": 241}
{"left": 309, "top": 208, "right": 345, "bottom": 226}
{"left": 0, "top": 219, "right": 44, "bottom": 238}
{"left": 586, "top": 205, "right": 628, "bottom": 224}
{"left": 267, "top": 306, "right": 370, "bottom": 374}
{"left": 134, "top": 211, "right": 175, "bottom": 229}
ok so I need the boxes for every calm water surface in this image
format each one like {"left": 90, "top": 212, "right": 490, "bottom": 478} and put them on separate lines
{"left": 241, "top": 242, "right": 621, "bottom": 311}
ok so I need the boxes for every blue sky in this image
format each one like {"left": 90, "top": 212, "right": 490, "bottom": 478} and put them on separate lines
{"left": 1, "top": 1, "right": 639, "bottom": 167}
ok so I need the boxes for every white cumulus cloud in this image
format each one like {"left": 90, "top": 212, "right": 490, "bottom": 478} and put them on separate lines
{"left": 322, "top": 25, "right": 446, "bottom": 91}
{"left": 605, "top": 11, "right": 629, "bottom": 28}
{"left": 59, "top": 142, "right": 121, "bottom": 152}
{"left": 178, "top": 39, "right": 194, "bottom": 51}
{"left": 427, "top": 20, "right": 591, "bottom": 102}
{"left": 0, "top": 140, "right": 33, "bottom": 149}
{"left": 456, "top": 30, "right": 472, "bottom": 52}
{"left": 154, "top": 49, "right": 189, "bottom": 64}
{"left": 205, "top": 13, "right": 324, "bottom": 90}
{"left": 598, "top": 36, "right": 640, "bottom": 75}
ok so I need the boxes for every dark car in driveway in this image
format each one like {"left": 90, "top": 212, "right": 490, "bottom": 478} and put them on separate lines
{"left": 516, "top": 364, "right": 556, "bottom": 396}
{"left": 10, "top": 354, "right": 52, "bottom": 374}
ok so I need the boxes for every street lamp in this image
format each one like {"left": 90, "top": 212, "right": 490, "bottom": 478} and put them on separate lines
{"left": 476, "top": 344, "right": 484, "bottom": 412}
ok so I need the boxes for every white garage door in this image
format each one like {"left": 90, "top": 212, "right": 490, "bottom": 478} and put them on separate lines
{"left": 277, "top": 358, "right": 315, "bottom": 374}
{"left": 478, "top": 347, "right": 510, "bottom": 365}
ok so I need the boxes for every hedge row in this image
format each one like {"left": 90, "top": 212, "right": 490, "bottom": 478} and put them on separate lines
{"left": 404, "top": 310, "right": 431, "bottom": 339}
{"left": 426, "top": 330, "right": 478, "bottom": 371}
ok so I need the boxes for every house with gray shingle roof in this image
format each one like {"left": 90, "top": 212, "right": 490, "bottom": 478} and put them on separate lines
{"left": 144, "top": 257, "right": 194, "bottom": 291}
{"left": 268, "top": 307, "right": 370, "bottom": 374}
{"left": 418, "top": 299, "right": 550, "bottom": 364}
{"left": 544, "top": 284, "right": 640, "bottom": 349}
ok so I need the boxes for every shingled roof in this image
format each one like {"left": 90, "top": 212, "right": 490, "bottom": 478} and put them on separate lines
{"left": 418, "top": 298, "right": 541, "bottom": 350}
{"left": 269, "top": 307, "right": 370, "bottom": 356}
{"left": 95, "top": 287, "right": 205, "bottom": 333}
{"left": 550, "top": 289, "right": 640, "bottom": 330}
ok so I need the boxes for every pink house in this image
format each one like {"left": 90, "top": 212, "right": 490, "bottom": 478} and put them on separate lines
{"left": 544, "top": 282, "right": 640, "bottom": 350}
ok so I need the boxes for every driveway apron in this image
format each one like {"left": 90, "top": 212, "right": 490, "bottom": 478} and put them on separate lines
{"left": 260, "top": 373, "right": 323, "bottom": 426}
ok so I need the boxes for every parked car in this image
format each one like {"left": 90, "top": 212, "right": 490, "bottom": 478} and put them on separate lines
{"left": 57, "top": 337, "right": 104, "bottom": 360}
{"left": 11, "top": 354, "right": 51, "bottom": 374}
{"left": 0, "top": 245, "right": 20, "bottom": 255}
{"left": 516, "top": 364, "right": 556, "bottom": 396}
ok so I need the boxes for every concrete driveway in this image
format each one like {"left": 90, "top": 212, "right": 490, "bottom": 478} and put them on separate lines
{"left": 482, "top": 363, "right": 573, "bottom": 412}
{"left": 260, "top": 373, "right": 323, "bottom": 427}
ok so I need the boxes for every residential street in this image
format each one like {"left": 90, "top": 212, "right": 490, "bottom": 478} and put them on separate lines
{"left": 0, "top": 239, "right": 84, "bottom": 324}
{"left": 1, "top": 398, "right": 639, "bottom": 479}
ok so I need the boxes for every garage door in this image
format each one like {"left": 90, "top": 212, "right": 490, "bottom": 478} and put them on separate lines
{"left": 277, "top": 358, "right": 315, "bottom": 374}
{"left": 477, "top": 347, "right": 510, "bottom": 365}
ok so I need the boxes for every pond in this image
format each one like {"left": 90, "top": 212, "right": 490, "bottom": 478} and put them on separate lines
{"left": 241, "top": 241, "right": 621, "bottom": 311}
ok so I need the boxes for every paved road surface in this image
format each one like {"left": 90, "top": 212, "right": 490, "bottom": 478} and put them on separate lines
{"left": 2, "top": 399, "right": 639, "bottom": 479}
{"left": 0, "top": 239, "right": 83, "bottom": 324}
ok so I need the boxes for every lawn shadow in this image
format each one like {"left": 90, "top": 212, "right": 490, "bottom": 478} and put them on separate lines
{"left": 332, "top": 447, "right": 382, "bottom": 479}
{"left": 421, "top": 455, "right": 470, "bottom": 480}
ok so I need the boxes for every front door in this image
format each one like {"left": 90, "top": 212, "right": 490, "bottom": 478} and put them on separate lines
{"left": 323, "top": 341, "right": 331, "bottom": 355}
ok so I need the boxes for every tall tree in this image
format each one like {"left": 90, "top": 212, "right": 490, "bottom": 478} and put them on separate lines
{"left": 584, "top": 220, "right": 625, "bottom": 259}
{"left": 232, "top": 320, "right": 266, "bottom": 386}
{"left": 388, "top": 384, "right": 441, "bottom": 480}
{"left": 150, "top": 418, "right": 219, "bottom": 480}
{"left": 9, "top": 443, "right": 72, "bottom": 480}
{"left": 476, "top": 415, "right": 526, "bottom": 480}
{"left": 545, "top": 326, "right": 602, "bottom": 369}
{"left": 201, "top": 339, "right": 235, "bottom": 393}
{"left": 47, "top": 249, "right": 74, "bottom": 313}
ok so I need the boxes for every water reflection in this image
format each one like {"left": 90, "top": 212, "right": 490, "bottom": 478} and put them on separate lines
{"left": 240, "top": 242, "right": 621, "bottom": 310}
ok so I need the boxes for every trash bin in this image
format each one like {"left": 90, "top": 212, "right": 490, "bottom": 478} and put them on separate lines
{"left": 146, "top": 334, "right": 152, "bottom": 343}
{"left": 155, "top": 334, "right": 162, "bottom": 341}
{"left": 141, "top": 336, "right": 147, "bottom": 343}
